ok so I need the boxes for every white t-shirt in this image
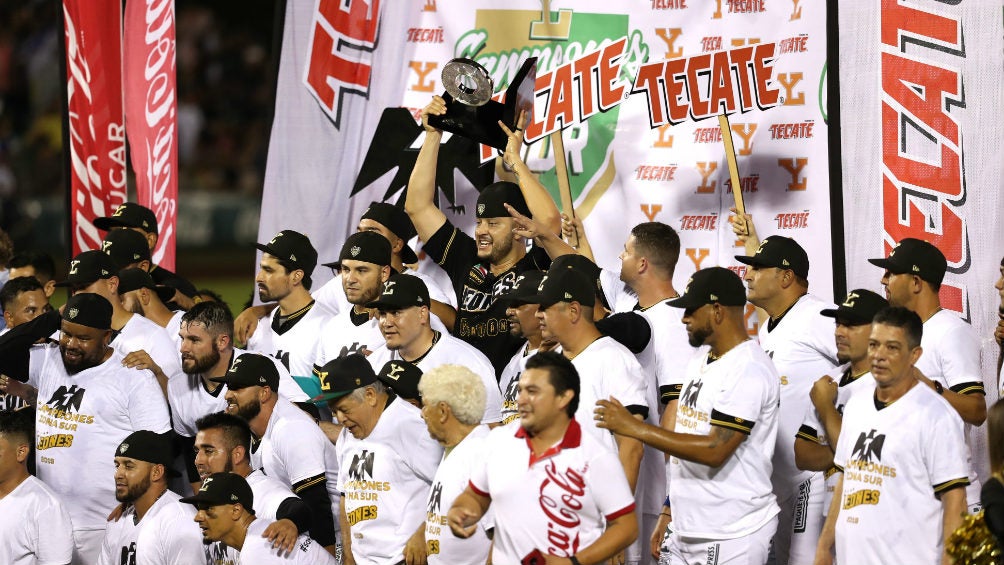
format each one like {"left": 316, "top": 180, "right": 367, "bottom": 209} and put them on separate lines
{"left": 208, "top": 469, "right": 301, "bottom": 565}
{"left": 97, "top": 490, "right": 204, "bottom": 565}
{"left": 599, "top": 267, "right": 639, "bottom": 313}
{"left": 168, "top": 348, "right": 308, "bottom": 437}
{"left": 28, "top": 345, "right": 171, "bottom": 530}
{"left": 670, "top": 340, "right": 781, "bottom": 538}
{"left": 113, "top": 312, "right": 185, "bottom": 383}
{"left": 636, "top": 299, "right": 698, "bottom": 401}
{"left": 336, "top": 397, "right": 443, "bottom": 565}
{"left": 758, "top": 294, "right": 838, "bottom": 498}
{"left": 367, "top": 332, "right": 502, "bottom": 424}
{"left": 916, "top": 309, "right": 984, "bottom": 505}
{"left": 238, "top": 519, "right": 336, "bottom": 564}
{"left": 165, "top": 310, "right": 184, "bottom": 350}
{"left": 315, "top": 309, "right": 384, "bottom": 366}
{"left": 251, "top": 398, "right": 340, "bottom": 521}
{"left": 0, "top": 476, "right": 74, "bottom": 565}
{"left": 833, "top": 383, "right": 969, "bottom": 564}
{"left": 498, "top": 344, "right": 536, "bottom": 426}
{"left": 426, "top": 425, "right": 492, "bottom": 565}
{"left": 247, "top": 301, "right": 332, "bottom": 392}
{"left": 796, "top": 364, "right": 876, "bottom": 514}
{"left": 470, "top": 419, "right": 636, "bottom": 563}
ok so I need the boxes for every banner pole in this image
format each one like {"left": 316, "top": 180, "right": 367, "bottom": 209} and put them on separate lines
{"left": 549, "top": 130, "right": 578, "bottom": 249}
{"left": 717, "top": 114, "right": 746, "bottom": 218}
{"left": 57, "top": 0, "right": 72, "bottom": 288}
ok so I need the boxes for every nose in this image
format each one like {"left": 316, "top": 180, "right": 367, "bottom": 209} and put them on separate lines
{"left": 881, "top": 271, "right": 891, "bottom": 286}
{"left": 194, "top": 509, "right": 206, "bottom": 523}
{"left": 255, "top": 269, "right": 265, "bottom": 284}
{"left": 743, "top": 269, "right": 754, "bottom": 283}
{"left": 194, "top": 449, "right": 206, "bottom": 467}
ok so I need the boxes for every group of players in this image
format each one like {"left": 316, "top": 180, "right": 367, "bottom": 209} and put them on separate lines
{"left": 0, "top": 94, "right": 1002, "bottom": 565}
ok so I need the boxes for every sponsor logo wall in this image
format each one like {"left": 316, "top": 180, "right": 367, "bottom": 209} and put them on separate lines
{"left": 259, "top": 0, "right": 832, "bottom": 313}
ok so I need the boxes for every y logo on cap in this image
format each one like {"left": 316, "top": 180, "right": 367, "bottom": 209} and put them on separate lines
{"left": 537, "top": 276, "right": 548, "bottom": 292}
{"left": 112, "top": 205, "right": 126, "bottom": 217}
{"left": 386, "top": 363, "right": 404, "bottom": 381}
{"left": 382, "top": 281, "right": 396, "bottom": 295}
{"left": 69, "top": 260, "right": 81, "bottom": 275}
{"left": 842, "top": 291, "right": 860, "bottom": 307}
{"left": 200, "top": 477, "right": 214, "bottom": 491}
{"left": 102, "top": 241, "right": 113, "bottom": 253}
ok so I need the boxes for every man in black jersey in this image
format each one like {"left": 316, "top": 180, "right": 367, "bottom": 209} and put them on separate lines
{"left": 405, "top": 95, "right": 561, "bottom": 376}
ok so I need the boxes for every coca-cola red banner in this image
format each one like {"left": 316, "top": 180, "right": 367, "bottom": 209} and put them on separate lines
{"left": 124, "top": 0, "right": 179, "bottom": 270}
{"left": 63, "top": 0, "right": 127, "bottom": 257}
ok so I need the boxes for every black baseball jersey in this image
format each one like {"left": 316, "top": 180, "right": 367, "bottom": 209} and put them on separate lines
{"left": 422, "top": 221, "right": 550, "bottom": 376}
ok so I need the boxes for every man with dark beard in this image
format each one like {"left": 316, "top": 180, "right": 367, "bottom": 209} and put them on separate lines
{"left": 171, "top": 302, "right": 307, "bottom": 491}
{"left": 0, "top": 293, "right": 171, "bottom": 565}
{"left": 97, "top": 430, "right": 204, "bottom": 565}
{"left": 216, "top": 353, "right": 340, "bottom": 557}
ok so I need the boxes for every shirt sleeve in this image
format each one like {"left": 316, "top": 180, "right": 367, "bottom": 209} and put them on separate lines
{"left": 939, "top": 321, "right": 984, "bottom": 393}
{"left": 157, "top": 509, "right": 207, "bottom": 565}
{"left": 421, "top": 221, "right": 477, "bottom": 289}
{"left": 35, "top": 492, "right": 74, "bottom": 565}
{"left": 276, "top": 419, "right": 330, "bottom": 485}
{"left": 711, "top": 356, "right": 774, "bottom": 435}
{"left": 797, "top": 405, "right": 826, "bottom": 445}
{"left": 588, "top": 448, "right": 636, "bottom": 521}
{"left": 606, "top": 349, "right": 650, "bottom": 419}
{"left": 925, "top": 401, "right": 971, "bottom": 492}
{"left": 127, "top": 371, "right": 172, "bottom": 433}
{"left": 468, "top": 430, "right": 497, "bottom": 497}
{"left": 312, "top": 275, "right": 345, "bottom": 316}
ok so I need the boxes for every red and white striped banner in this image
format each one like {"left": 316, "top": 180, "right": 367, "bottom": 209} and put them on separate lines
{"left": 124, "top": 0, "right": 179, "bottom": 270}
{"left": 63, "top": 0, "right": 127, "bottom": 256}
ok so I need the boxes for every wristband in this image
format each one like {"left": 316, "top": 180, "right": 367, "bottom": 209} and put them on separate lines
{"left": 934, "top": 380, "right": 944, "bottom": 395}
{"left": 570, "top": 556, "right": 582, "bottom": 565}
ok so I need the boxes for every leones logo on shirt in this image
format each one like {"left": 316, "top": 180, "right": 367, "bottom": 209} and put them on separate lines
{"left": 851, "top": 429, "right": 885, "bottom": 463}
{"left": 428, "top": 482, "right": 443, "bottom": 514}
{"left": 348, "top": 450, "right": 375, "bottom": 481}
{"left": 680, "top": 378, "right": 703, "bottom": 408}
{"left": 45, "top": 385, "right": 86, "bottom": 413}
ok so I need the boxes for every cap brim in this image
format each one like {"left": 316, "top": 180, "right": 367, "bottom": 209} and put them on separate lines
{"left": 155, "top": 286, "right": 176, "bottom": 303}
{"left": 666, "top": 294, "right": 705, "bottom": 309}
{"left": 321, "top": 261, "right": 340, "bottom": 269}
{"left": 310, "top": 390, "right": 351, "bottom": 403}
{"left": 179, "top": 492, "right": 230, "bottom": 507}
{"left": 866, "top": 257, "right": 901, "bottom": 271}
{"left": 400, "top": 245, "right": 418, "bottom": 265}
{"left": 820, "top": 308, "right": 872, "bottom": 325}
{"left": 94, "top": 217, "right": 134, "bottom": 231}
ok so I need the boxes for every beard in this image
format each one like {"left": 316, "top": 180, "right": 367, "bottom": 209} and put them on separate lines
{"left": 183, "top": 346, "right": 222, "bottom": 375}
{"left": 349, "top": 283, "right": 383, "bottom": 307}
{"left": 116, "top": 473, "right": 152, "bottom": 504}
{"left": 60, "top": 344, "right": 106, "bottom": 374}
{"left": 836, "top": 351, "right": 851, "bottom": 365}
{"left": 232, "top": 396, "right": 262, "bottom": 422}
{"left": 481, "top": 234, "right": 516, "bottom": 265}
{"left": 687, "top": 324, "right": 712, "bottom": 348}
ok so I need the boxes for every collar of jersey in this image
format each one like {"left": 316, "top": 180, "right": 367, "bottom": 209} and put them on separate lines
{"left": 516, "top": 418, "right": 582, "bottom": 466}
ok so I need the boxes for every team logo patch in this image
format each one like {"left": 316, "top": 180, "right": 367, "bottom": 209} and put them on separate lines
{"left": 67, "top": 308, "right": 79, "bottom": 319}
{"left": 477, "top": 203, "right": 485, "bottom": 215}
{"left": 119, "top": 443, "right": 129, "bottom": 454}
{"left": 782, "top": 259, "right": 790, "bottom": 266}
{"left": 68, "top": 259, "right": 80, "bottom": 275}
{"left": 382, "top": 280, "right": 396, "bottom": 295}
{"left": 290, "top": 254, "right": 297, "bottom": 262}
{"left": 842, "top": 291, "right": 859, "bottom": 307}
{"left": 350, "top": 246, "right": 361, "bottom": 257}
{"left": 386, "top": 363, "right": 404, "bottom": 381}
{"left": 563, "top": 292, "right": 572, "bottom": 299}
{"left": 102, "top": 240, "right": 113, "bottom": 252}
{"left": 200, "top": 477, "right": 214, "bottom": 491}
{"left": 851, "top": 429, "right": 885, "bottom": 463}
{"left": 113, "top": 205, "right": 126, "bottom": 216}
{"left": 911, "top": 265, "right": 920, "bottom": 272}
{"left": 709, "top": 293, "right": 718, "bottom": 301}
{"left": 681, "top": 378, "right": 703, "bottom": 408}
{"left": 537, "top": 276, "right": 548, "bottom": 292}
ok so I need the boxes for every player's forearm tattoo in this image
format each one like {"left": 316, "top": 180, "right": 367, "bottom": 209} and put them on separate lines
{"left": 708, "top": 426, "right": 737, "bottom": 449}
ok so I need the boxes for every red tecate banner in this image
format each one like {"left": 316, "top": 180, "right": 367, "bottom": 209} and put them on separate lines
{"left": 124, "top": 0, "right": 179, "bottom": 270}
{"left": 63, "top": 0, "right": 127, "bottom": 257}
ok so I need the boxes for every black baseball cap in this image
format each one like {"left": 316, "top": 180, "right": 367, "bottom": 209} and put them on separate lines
{"left": 821, "top": 289, "right": 889, "bottom": 325}
{"left": 115, "top": 430, "right": 180, "bottom": 476}
{"left": 310, "top": 354, "right": 378, "bottom": 403}
{"left": 322, "top": 231, "right": 392, "bottom": 270}
{"left": 255, "top": 230, "right": 318, "bottom": 275}
{"left": 667, "top": 267, "right": 747, "bottom": 309}
{"left": 367, "top": 274, "right": 430, "bottom": 310}
{"left": 117, "top": 268, "right": 175, "bottom": 303}
{"left": 376, "top": 360, "right": 423, "bottom": 403}
{"left": 94, "top": 202, "right": 159, "bottom": 234}
{"left": 360, "top": 202, "right": 419, "bottom": 264}
{"left": 735, "top": 236, "right": 810, "bottom": 279}
{"left": 529, "top": 268, "right": 596, "bottom": 310}
{"left": 102, "top": 229, "right": 151, "bottom": 269}
{"left": 55, "top": 250, "right": 118, "bottom": 288}
{"left": 477, "top": 181, "right": 530, "bottom": 219}
{"left": 61, "top": 293, "right": 113, "bottom": 330}
{"left": 498, "top": 270, "right": 546, "bottom": 307}
{"left": 180, "top": 472, "right": 254, "bottom": 513}
{"left": 549, "top": 254, "right": 610, "bottom": 310}
{"left": 867, "top": 238, "right": 947, "bottom": 286}
{"left": 210, "top": 353, "right": 279, "bottom": 391}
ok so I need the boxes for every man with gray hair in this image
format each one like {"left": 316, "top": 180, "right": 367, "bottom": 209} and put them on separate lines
{"left": 315, "top": 353, "right": 442, "bottom": 565}
{"left": 418, "top": 364, "right": 492, "bottom": 565}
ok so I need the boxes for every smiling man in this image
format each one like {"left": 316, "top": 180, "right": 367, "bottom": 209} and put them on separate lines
{"left": 316, "top": 353, "right": 442, "bottom": 565}
{"left": 214, "top": 352, "right": 339, "bottom": 556}
{"left": 815, "top": 307, "right": 968, "bottom": 564}
{"left": 97, "top": 430, "right": 204, "bottom": 565}
{"left": 182, "top": 472, "right": 335, "bottom": 564}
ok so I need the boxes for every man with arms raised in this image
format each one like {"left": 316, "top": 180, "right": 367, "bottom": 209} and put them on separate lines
{"left": 0, "top": 293, "right": 171, "bottom": 564}
{"left": 794, "top": 289, "right": 887, "bottom": 516}
{"left": 317, "top": 354, "right": 442, "bottom": 565}
{"left": 0, "top": 407, "right": 74, "bottom": 565}
{"left": 406, "top": 95, "right": 560, "bottom": 374}
{"left": 869, "top": 238, "right": 986, "bottom": 510}
{"left": 449, "top": 351, "right": 638, "bottom": 564}
{"left": 194, "top": 412, "right": 314, "bottom": 564}
{"left": 595, "top": 267, "right": 780, "bottom": 565}
{"left": 97, "top": 431, "right": 204, "bottom": 565}
{"left": 815, "top": 307, "right": 968, "bottom": 564}
{"left": 182, "top": 473, "right": 336, "bottom": 564}
{"left": 366, "top": 273, "right": 502, "bottom": 425}
{"left": 418, "top": 364, "right": 492, "bottom": 565}
{"left": 215, "top": 353, "right": 339, "bottom": 555}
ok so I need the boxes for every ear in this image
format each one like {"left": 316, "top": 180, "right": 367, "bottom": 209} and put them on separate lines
{"left": 145, "top": 232, "right": 158, "bottom": 252}
{"left": 2, "top": 310, "right": 12, "bottom": 328}
{"left": 15, "top": 443, "right": 29, "bottom": 465}
{"left": 291, "top": 269, "right": 304, "bottom": 286}
{"left": 215, "top": 332, "right": 231, "bottom": 351}
{"left": 43, "top": 280, "right": 57, "bottom": 298}
{"left": 636, "top": 256, "right": 648, "bottom": 275}
{"left": 567, "top": 302, "right": 582, "bottom": 323}
{"left": 106, "top": 276, "right": 120, "bottom": 296}
{"left": 140, "top": 288, "right": 153, "bottom": 305}
{"left": 380, "top": 266, "right": 391, "bottom": 282}
{"left": 390, "top": 236, "right": 405, "bottom": 256}
{"left": 778, "top": 269, "right": 795, "bottom": 289}
{"left": 102, "top": 330, "right": 114, "bottom": 347}
{"left": 232, "top": 445, "right": 247, "bottom": 466}
{"left": 910, "top": 275, "right": 924, "bottom": 294}
{"left": 909, "top": 345, "right": 923, "bottom": 366}
{"left": 138, "top": 259, "right": 152, "bottom": 272}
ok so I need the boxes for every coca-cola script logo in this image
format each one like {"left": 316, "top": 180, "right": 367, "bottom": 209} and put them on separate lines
{"left": 538, "top": 460, "right": 587, "bottom": 557}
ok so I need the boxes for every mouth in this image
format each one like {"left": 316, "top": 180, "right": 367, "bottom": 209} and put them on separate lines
{"left": 477, "top": 237, "right": 491, "bottom": 250}
{"left": 226, "top": 402, "right": 238, "bottom": 413}
{"left": 64, "top": 349, "right": 83, "bottom": 362}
